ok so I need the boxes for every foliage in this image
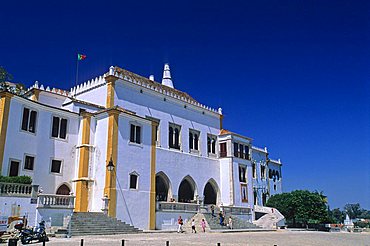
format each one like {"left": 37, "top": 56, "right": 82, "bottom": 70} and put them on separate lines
{"left": 330, "top": 208, "right": 345, "bottom": 223}
{"left": 344, "top": 203, "right": 363, "bottom": 219}
{"left": 0, "top": 175, "right": 32, "bottom": 184}
{"left": 354, "top": 221, "right": 370, "bottom": 228}
{"left": 266, "top": 190, "right": 330, "bottom": 227}
{"left": 0, "top": 66, "right": 13, "bottom": 83}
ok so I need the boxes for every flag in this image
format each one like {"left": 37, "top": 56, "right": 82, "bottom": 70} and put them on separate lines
{"left": 77, "top": 54, "right": 87, "bottom": 61}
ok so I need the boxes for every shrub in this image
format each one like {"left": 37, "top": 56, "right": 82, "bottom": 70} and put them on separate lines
{"left": 0, "top": 175, "right": 32, "bottom": 184}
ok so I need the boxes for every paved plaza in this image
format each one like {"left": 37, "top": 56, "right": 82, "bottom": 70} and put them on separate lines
{"left": 40, "top": 230, "right": 369, "bottom": 246}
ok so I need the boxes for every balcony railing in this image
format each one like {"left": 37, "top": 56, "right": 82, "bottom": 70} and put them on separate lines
{"left": 0, "top": 182, "right": 33, "bottom": 197}
{"left": 222, "top": 205, "right": 251, "bottom": 215}
{"left": 156, "top": 202, "right": 200, "bottom": 212}
{"left": 37, "top": 194, "right": 75, "bottom": 209}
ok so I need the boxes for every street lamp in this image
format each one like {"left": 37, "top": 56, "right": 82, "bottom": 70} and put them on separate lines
{"left": 107, "top": 157, "right": 115, "bottom": 172}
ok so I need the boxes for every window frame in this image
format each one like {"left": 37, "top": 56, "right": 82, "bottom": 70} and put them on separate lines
{"left": 238, "top": 164, "right": 247, "bottom": 183}
{"left": 23, "top": 154, "right": 35, "bottom": 171}
{"left": 50, "top": 159, "right": 63, "bottom": 175}
{"left": 128, "top": 171, "right": 139, "bottom": 190}
{"left": 168, "top": 123, "right": 181, "bottom": 150}
{"left": 189, "top": 129, "right": 200, "bottom": 153}
{"left": 20, "top": 106, "right": 38, "bottom": 134}
{"left": 219, "top": 142, "right": 227, "bottom": 157}
{"left": 129, "top": 122, "right": 142, "bottom": 145}
{"left": 50, "top": 115, "right": 69, "bottom": 141}
{"left": 207, "top": 134, "right": 217, "bottom": 156}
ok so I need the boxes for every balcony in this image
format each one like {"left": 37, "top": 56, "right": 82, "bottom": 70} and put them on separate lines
{"left": 37, "top": 194, "right": 75, "bottom": 209}
{"left": 0, "top": 182, "right": 33, "bottom": 197}
{"left": 156, "top": 201, "right": 200, "bottom": 212}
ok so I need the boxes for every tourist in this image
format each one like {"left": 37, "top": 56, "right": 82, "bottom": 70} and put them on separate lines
{"left": 219, "top": 211, "right": 224, "bottom": 226}
{"left": 201, "top": 219, "right": 206, "bottom": 232}
{"left": 228, "top": 217, "right": 233, "bottom": 229}
{"left": 211, "top": 205, "right": 215, "bottom": 217}
{"left": 177, "top": 216, "right": 183, "bottom": 233}
{"left": 191, "top": 219, "right": 196, "bottom": 233}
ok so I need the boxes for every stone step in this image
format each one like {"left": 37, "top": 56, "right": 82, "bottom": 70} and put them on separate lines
{"left": 67, "top": 212, "right": 141, "bottom": 236}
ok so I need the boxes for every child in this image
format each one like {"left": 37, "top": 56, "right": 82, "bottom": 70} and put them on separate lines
{"left": 191, "top": 219, "right": 196, "bottom": 233}
{"left": 201, "top": 218, "right": 206, "bottom": 232}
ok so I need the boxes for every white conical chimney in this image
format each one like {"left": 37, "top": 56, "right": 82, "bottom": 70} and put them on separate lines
{"left": 161, "top": 63, "right": 174, "bottom": 88}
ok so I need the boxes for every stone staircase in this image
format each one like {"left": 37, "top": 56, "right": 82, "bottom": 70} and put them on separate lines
{"left": 203, "top": 213, "right": 260, "bottom": 230}
{"left": 253, "top": 205, "right": 285, "bottom": 229}
{"left": 183, "top": 213, "right": 210, "bottom": 232}
{"left": 69, "top": 212, "right": 141, "bottom": 236}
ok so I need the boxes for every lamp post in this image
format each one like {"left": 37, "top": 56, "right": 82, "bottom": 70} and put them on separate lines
{"left": 107, "top": 157, "right": 115, "bottom": 172}
{"left": 106, "top": 157, "right": 115, "bottom": 216}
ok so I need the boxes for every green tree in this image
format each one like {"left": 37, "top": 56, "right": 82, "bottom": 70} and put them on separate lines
{"left": 0, "top": 66, "right": 13, "bottom": 83}
{"left": 344, "top": 203, "right": 362, "bottom": 219}
{"left": 266, "top": 190, "right": 329, "bottom": 227}
{"left": 331, "top": 208, "right": 345, "bottom": 223}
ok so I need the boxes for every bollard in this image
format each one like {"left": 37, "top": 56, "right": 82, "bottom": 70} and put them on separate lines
{"left": 217, "top": 243, "right": 221, "bottom": 246}
{"left": 122, "top": 239, "right": 125, "bottom": 246}
{"left": 43, "top": 240, "right": 46, "bottom": 246}
{"left": 80, "top": 239, "right": 84, "bottom": 246}
{"left": 166, "top": 241, "right": 170, "bottom": 246}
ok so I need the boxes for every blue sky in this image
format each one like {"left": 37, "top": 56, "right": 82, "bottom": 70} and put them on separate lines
{"left": 1, "top": 0, "right": 369, "bottom": 209}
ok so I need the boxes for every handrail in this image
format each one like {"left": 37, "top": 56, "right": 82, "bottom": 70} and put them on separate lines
{"left": 37, "top": 194, "right": 75, "bottom": 209}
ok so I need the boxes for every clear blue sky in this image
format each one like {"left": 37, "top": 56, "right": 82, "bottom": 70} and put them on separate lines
{"left": 1, "top": 0, "right": 369, "bottom": 209}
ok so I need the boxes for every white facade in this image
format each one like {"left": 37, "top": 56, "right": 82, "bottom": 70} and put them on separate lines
{"left": 0, "top": 64, "right": 283, "bottom": 230}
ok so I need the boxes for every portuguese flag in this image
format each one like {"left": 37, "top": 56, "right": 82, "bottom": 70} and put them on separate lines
{"left": 77, "top": 53, "right": 87, "bottom": 60}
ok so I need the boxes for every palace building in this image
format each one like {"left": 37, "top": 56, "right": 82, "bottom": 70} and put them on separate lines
{"left": 0, "top": 64, "right": 283, "bottom": 231}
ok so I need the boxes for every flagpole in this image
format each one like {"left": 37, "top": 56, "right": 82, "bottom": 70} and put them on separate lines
{"left": 75, "top": 56, "right": 79, "bottom": 87}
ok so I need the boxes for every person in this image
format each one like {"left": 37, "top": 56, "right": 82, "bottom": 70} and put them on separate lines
{"left": 228, "top": 217, "right": 233, "bottom": 229}
{"left": 219, "top": 211, "right": 224, "bottom": 226}
{"left": 191, "top": 219, "right": 196, "bottom": 233}
{"left": 201, "top": 219, "right": 206, "bottom": 232}
{"left": 210, "top": 205, "right": 215, "bottom": 217}
{"left": 177, "top": 216, "right": 183, "bottom": 233}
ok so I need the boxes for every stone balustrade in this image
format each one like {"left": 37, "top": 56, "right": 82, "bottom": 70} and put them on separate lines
{"left": 37, "top": 194, "right": 75, "bottom": 209}
{"left": 222, "top": 205, "right": 251, "bottom": 215}
{"left": 0, "top": 182, "right": 33, "bottom": 197}
{"left": 156, "top": 201, "right": 200, "bottom": 212}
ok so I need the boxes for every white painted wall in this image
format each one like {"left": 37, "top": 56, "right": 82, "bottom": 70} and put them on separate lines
{"left": 2, "top": 97, "right": 79, "bottom": 195}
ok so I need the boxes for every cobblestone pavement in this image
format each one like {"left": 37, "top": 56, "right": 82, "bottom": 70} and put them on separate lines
{"left": 21, "top": 231, "right": 370, "bottom": 246}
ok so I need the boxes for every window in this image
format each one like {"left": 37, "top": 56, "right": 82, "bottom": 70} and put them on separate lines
{"left": 169, "top": 123, "right": 181, "bottom": 149}
{"left": 261, "top": 165, "right": 266, "bottom": 179}
{"left": 21, "top": 108, "right": 37, "bottom": 133}
{"left": 51, "top": 160, "right": 62, "bottom": 174}
{"left": 244, "top": 145, "right": 250, "bottom": 160}
{"left": 219, "top": 142, "right": 227, "bottom": 157}
{"left": 9, "top": 160, "right": 20, "bottom": 176}
{"left": 239, "top": 165, "right": 247, "bottom": 183}
{"left": 130, "top": 124, "right": 141, "bottom": 144}
{"left": 24, "top": 155, "right": 34, "bottom": 171}
{"left": 239, "top": 144, "right": 244, "bottom": 159}
{"left": 207, "top": 135, "right": 216, "bottom": 154}
{"left": 189, "top": 129, "right": 200, "bottom": 151}
{"left": 52, "top": 116, "right": 68, "bottom": 139}
{"left": 252, "top": 163, "right": 256, "bottom": 178}
{"left": 233, "top": 142, "right": 239, "bottom": 157}
{"left": 129, "top": 173, "right": 138, "bottom": 189}
{"left": 241, "top": 184, "right": 248, "bottom": 202}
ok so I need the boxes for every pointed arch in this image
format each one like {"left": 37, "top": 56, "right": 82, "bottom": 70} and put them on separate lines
{"left": 56, "top": 183, "right": 71, "bottom": 195}
{"left": 178, "top": 175, "right": 198, "bottom": 203}
{"left": 156, "top": 171, "right": 173, "bottom": 201}
{"left": 203, "top": 178, "right": 220, "bottom": 205}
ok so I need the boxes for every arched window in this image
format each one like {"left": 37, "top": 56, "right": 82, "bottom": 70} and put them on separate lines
{"left": 56, "top": 184, "right": 71, "bottom": 195}
{"left": 174, "top": 128, "right": 180, "bottom": 148}
{"left": 189, "top": 132, "right": 193, "bottom": 150}
{"left": 276, "top": 171, "right": 280, "bottom": 180}
{"left": 169, "top": 127, "right": 174, "bottom": 147}
{"left": 194, "top": 133, "right": 199, "bottom": 150}
{"left": 269, "top": 169, "right": 272, "bottom": 179}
